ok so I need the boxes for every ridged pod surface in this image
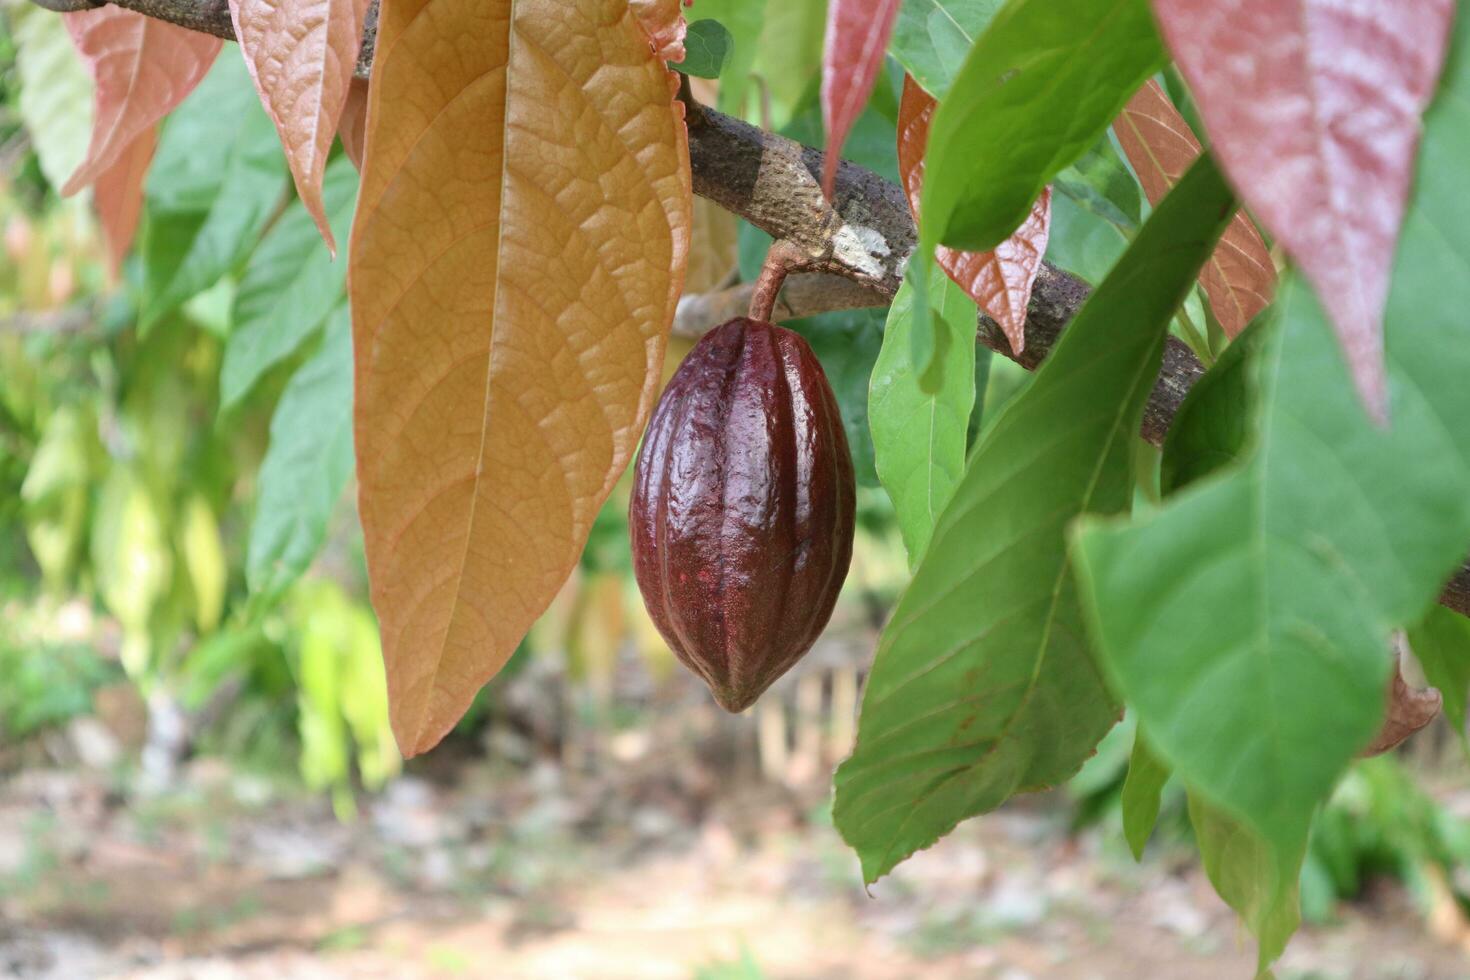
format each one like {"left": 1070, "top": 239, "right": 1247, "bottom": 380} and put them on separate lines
{"left": 630, "top": 318, "right": 857, "bottom": 712}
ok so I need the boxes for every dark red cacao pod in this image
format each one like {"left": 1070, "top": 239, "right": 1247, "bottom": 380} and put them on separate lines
{"left": 630, "top": 317, "right": 857, "bottom": 712}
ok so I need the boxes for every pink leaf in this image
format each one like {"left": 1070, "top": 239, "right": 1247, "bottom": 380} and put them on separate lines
{"left": 230, "top": 0, "right": 372, "bottom": 255}
{"left": 62, "top": 9, "right": 220, "bottom": 197}
{"left": 897, "top": 75, "right": 1049, "bottom": 354}
{"left": 338, "top": 76, "right": 369, "bottom": 172}
{"left": 821, "top": 0, "right": 903, "bottom": 200}
{"left": 1152, "top": 0, "right": 1456, "bottom": 419}
{"left": 92, "top": 125, "right": 158, "bottom": 277}
{"left": 1115, "top": 80, "right": 1277, "bottom": 339}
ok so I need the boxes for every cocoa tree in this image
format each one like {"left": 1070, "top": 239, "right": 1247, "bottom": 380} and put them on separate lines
{"left": 13, "top": 0, "right": 1470, "bottom": 969}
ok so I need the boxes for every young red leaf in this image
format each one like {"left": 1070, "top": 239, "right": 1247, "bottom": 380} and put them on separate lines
{"left": 1115, "top": 79, "right": 1275, "bottom": 339}
{"left": 1151, "top": 0, "right": 1455, "bottom": 418}
{"left": 229, "top": 0, "right": 371, "bottom": 255}
{"left": 337, "top": 76, "right": 368, "bottom": 171}
{"left": 61, "top": 9, "right": 220, "bottom": 196}
{"left": 822, "top": 0, "right": 903, "bottom": 200}
{"left": 91, "top": 125, "right": 158, "bottom": 276}
{"left": 897, "top": 75, "right": 1049, "bottom": 353}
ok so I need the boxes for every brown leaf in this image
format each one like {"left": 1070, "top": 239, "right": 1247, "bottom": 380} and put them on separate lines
{"left": 897, "top": 75, "right": 1049, "bottom": 353}
{"left": 350, "top": 0, "right": 691, "bottom": 756}
{"left": 821, "top": 0, "right": 903, "bottom": 199}
{"left": 630, "top": 0, "right": 688, "bottom": 61}
{"left": 91, "top": 125, "right": 158, "bottom": 277}
{"left": 1114, "top": 79, "right": 1275, "bottom": 339}
{"left": 61, "top": 9, "right": 220, "bottom": 196}
{"left": 1151, "top": 0, "right": 1455, "bottom": 419}
{"left": 337, "top": 76, "right": 369, "bottom": 171}
{"left": 229, "top": 0, "right": 372, "bottom": 254}
{"left": 1361, "top": 637, "right": 1442, "bottom": 756}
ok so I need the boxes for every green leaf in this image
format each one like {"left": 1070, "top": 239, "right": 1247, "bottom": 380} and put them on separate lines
{"left": 749, "top": 0, "right": 828, "bottom": 130}
{"left": 1053, "top": 131, "right": 1144, "bottom": 234}
{"left": 178, "top": 494, "right": 226, "bottom": 633}
{"left": 678, "top": 19, "right": 734, "bottom": 79}
{"left": 682, "top": 0, "right": 765, "bottom": 116}
{"left": 11, "top": 6, "right": 93, "bottom": 192}
{"left": 1189, "top": 792, "right": 1303, "bottom": 973}
{"left": 247, "top": 307, "right": 354, "bottom": 599}
{"left": 139, "top": 55, "right": 286, "bottom": 330}
{"left": 222, "top": 157, "right": 358, "bottom": 409}
{"left": 1157, "top": 319, "right": 1263, "bottom": 493}
{"left": 832, "top": 154, "right": 1238, "bottom": 884}
{"left": 1407, "top": 606, "right": 1470, "bottom": 745}
{"left": 1070, "top": 21, "right": 1470, "bottom": 960}
{"left": 1121, "top": 731, "right": 1169, "bottom": 860}
{"left": 919, "top": 0, "right": 1163, "bottom": 254}
{"left": 889, "top": 0, "right": 1003, "bottom": 99}
{"left": 789, "top": 308, "right": 886, "bottom": 488}
{"left": 870, "top": 265, "right": 977, "bottom": 565}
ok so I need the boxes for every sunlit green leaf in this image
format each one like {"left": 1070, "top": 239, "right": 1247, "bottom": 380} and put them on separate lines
{"left": 750, "top": 0, "right": 827, "bottom": 129}
{"left": 890, "top": 0, "right": 1002, "bottom": 99}
{"left": 11, "top": 6, "right": 93, "bottom": 192}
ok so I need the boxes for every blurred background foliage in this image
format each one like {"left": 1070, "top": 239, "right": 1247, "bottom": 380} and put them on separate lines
{"left": 2, "top": 4, "right": 1469, "bottom": 959}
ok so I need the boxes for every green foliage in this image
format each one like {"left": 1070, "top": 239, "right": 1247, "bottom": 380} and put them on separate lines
{"left": 1046, "top": 131, "right": 1144, "bottom": 285}
{"left": 678, "top": 20, "right": 734, "bottom": 79}
{"left": 1121, "top": 731, "right": 1169, "bottom": 859}
{"left": 1071, "top": 27, "right": 1470, "bottom": 963}
{"left": 248, "top": 306, "right": 354, "bottom": 600}
{"left": 20, "top": 404, "right": 99, "bottom": 589}
{"left": 8, "top": 5, "right": 91, "bottom": 192}
{"left": 919, "top": 0, "right": 1163, "bottom": 253}
{"left": 0, "top": 630, "right": 117, "bottom": 740}
{"left": 1188, "top": 792, "right": 1303, "bottom": 973}
{"left": 1304, "top": 757, "right": 1470, "bottom": 924}
{"left": 683, "top": 0, "right": 764, "bottom": 115}
{"left": 889, "top": 0, "right": 1003, "bottom": 98}
{"left": 870, "top": 264, "right": 977, "bottom": 565}
{"left": 748, "top": 0, "right": 828, "bottom": 129}
{"left": 833, "top": 155, "right": 1238, "bottom": 884}
{"left": 1407, "top": 606, "right": 1470, "bottom": 745}
{"left": 222, "top": 157, "right": 357, "bottom": 409}
{"left": 139, "top": 55, "right": 287, "bottom": 331}
{"left": 288, "top": 579, "right": 400, "bottom": 819}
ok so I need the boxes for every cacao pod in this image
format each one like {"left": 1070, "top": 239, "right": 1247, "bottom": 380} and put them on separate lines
{"left": 630, "top": 317, "right": 856, "bottom": 712}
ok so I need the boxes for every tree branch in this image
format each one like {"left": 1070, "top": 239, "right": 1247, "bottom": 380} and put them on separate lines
{"left": 23, "top": 0, "right": 1470, "bottom": 618}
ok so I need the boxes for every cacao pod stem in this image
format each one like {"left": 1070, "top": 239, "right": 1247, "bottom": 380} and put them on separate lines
{"left": 748, "top": 239, "right": 814, "bottom": 323}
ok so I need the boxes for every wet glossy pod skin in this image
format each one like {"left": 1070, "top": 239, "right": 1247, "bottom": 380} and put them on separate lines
{"left": 630, "top": 318, "right": 857, "bottom": 712}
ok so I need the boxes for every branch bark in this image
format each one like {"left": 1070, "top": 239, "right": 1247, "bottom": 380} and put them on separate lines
{"left": 23, "top": 0, "right": 1470, "bottom": 618}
